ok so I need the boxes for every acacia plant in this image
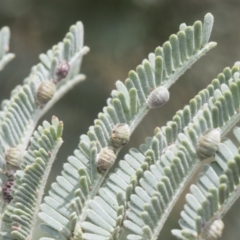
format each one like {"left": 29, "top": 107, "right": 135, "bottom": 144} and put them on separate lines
{"left": 0, "top": 12, "right": 239, "bottom": 240}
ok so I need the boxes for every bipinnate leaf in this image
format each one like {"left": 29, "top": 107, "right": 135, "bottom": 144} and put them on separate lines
{"left": 0, "top": 21, "right": 88, "bottom": 225}
{"left": 172, "top": 130, "right": 240, "bottom": 240}
{"left": 0, "top": 116, "right": 63, "bottom": 240}
{"left": 122, "top": 63, "right": 240, "bottom": 240}
{"left": 0, "top": 21, "right": 88, "bottom": 157}
{"left": 37, "top": 13, "right": 216, "bottom": 240}
{"left": 38, "top": 13, "right": 216, "bottom": 240}
{"left": 78, "top": 61, "right": 240, "bottom": 240}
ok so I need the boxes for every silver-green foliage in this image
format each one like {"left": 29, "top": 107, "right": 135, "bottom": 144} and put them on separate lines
{"left": 37, "top": 13, "right": 216, "bottom": 240}
{"left": 0, "top": 21, "right": 88, "bottom": 239}
{"left": 2, "top": 11, "right": 240, "bottom": 240}
{"left": 172, "top": 128, "right": 240, "bottom": 240}
{"left": 1, "top": 117, "right": 63, "bottom": 240}
{"left": 0, "top": 20, "right": 88, "bottom": 209}
{"left": 122, "top": 63, "right": 240, "bottom": 240}
{"left": 79, "top": 62, "right": 240, "bottom": 240}
{"left": 0, "top": 21, "right": 88, "bottom": 152}
{"left": 0, "top": 26, "right": 15, "bottom": 71}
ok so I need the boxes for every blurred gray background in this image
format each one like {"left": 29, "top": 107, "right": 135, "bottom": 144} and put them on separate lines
{"left": 0, "top": 0, "right": 240, "bottom": 239}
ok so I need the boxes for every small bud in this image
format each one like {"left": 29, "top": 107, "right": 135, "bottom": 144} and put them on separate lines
{"left": 110, "top": 123, "right": 130, "bottom": 149}
{"left": 55, "top": 62, "right": 70, "bottom": 81}
{"left": 146, "top": 86, "right": 170, "bottom": 109}
{"left": 5, "top": 146, "right": 26, "bottom": 167}
{"left": 37, "top": 80, "right": 56, "bottom": 106}
{"left": 2, "top": 179, "right": 14, "bottom": 203}
{"left": 201, "top": 219, "right": 224, "bottom": 240}
{"left": 97, "top": 146, "right": 116, "bottom": 172}
{"left": 196, "top": 128, "right": 221, "bottom": 160}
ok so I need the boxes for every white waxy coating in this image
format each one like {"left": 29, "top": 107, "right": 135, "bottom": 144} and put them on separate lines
{"left": 196, "top": 128, "right": 221, "bottom": 160}
{"left": 146, "top": 86, "right": 170, "bottom": 109}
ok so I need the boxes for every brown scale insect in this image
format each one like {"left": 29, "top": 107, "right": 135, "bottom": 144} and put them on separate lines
{"left": 110, "top": 123, "right": 130, "bottom": 149}
{"left": 97, "top": 146, "right": 116, "bottom": 172}
{"left": 3, "top": 179, "right": 14, "bottom": 203}
{"left": 37, "top": 80, "right": 56, "bottom": 106}
{"left": 196, "top": 128, "right": 221, "bottom": 160}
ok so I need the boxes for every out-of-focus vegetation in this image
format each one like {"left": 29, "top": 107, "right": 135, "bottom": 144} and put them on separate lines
{"left": 0, "top": 0, "right": 240, "bottom": 239}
